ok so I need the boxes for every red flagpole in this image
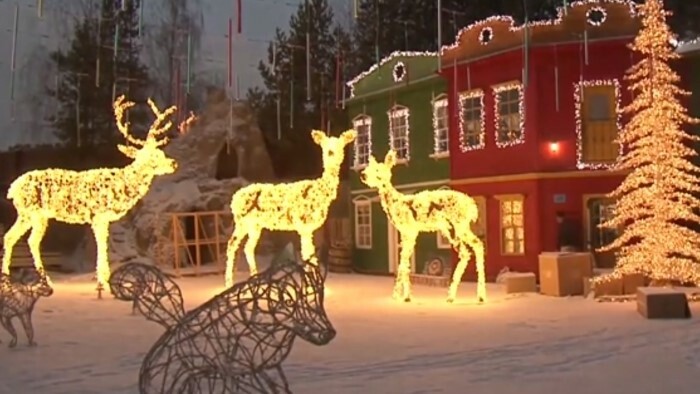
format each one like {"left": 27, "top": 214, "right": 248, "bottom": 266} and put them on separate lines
{"left": 228, "top": 18, "right": 232, "bottom": 87}
{"left": 237, "top": 0, "right": 242, "bottom": 33}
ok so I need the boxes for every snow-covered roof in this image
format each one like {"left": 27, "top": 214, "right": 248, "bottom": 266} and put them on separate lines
{"left": 676, "top": 38, "right": 700, "bottom": 55}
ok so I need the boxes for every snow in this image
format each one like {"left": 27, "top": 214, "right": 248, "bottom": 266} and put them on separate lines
{"left": 1, "top": 274, "right": 700, "bottom": 393}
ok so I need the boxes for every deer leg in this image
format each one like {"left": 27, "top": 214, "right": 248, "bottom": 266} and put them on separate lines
{"left": 395, "top": 232, "right": 417, "bottom": 302}
{"left": 299, "top": 231, "right": 318, "bottom": 266}
{"left": 467, "top": 233, "right": 487, "bottom": 303}
{"left": 27, "top": 216, "right": 49, "bottom": 277}
{"left": 243, "top": 228, "right": 262, "bottom": 278}
{"left": 1, "top": 317, "right": 18, "bottom": 348}
{"left": 225, "top": 225, "right": 247, "bottom": 287}
{"left": 91, "top": 220, "right": 111, "bottom": 290}
{"left": 447, "top": 241, "right": 472, "bottom": 303}
{"left": 2, "top": 215, "right": 32, "bottom": 275}
{"left": 18, "top": 313, "right": 36, "bottom": 346}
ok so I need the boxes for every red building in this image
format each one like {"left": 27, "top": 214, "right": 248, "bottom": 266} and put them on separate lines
{"left": 439, "top": 1, "right": 640, "bottom": 279}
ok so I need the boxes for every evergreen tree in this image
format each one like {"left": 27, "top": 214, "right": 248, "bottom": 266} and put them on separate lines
{"left": 248, "top": 0, "right": 353, "bottom": 178}
{"left": 48, "top": 0, "right": 149, "bottom": 149}
{"left": 595, "top": 0, "right": 700, "bottom": 286}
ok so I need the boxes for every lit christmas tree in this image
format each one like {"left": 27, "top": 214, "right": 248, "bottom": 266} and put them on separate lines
{"left": 594, "top": 0, "right": 700, "bottom": 286}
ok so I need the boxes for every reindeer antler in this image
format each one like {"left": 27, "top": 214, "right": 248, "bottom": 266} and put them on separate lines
{"left": 178, "top": 112, "right": 197, "bottom": 135}
{"left": 146, "top": 98, "right": 177, "bottom": 146}
{"left": 113, "top": 95, "right": 146, "bottom": 146}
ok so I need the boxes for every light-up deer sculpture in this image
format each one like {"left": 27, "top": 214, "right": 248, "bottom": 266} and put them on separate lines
{"left": 361, "top": 150, "right": 486, "bottom": 303}
{"left": 224, "top": 129, "right": 356, "bottom": 287}
{"left": 1, "top": 96, "right": 189, "bottom": 293}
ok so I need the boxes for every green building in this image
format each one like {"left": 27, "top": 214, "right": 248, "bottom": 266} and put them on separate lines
{"left": 345, "top": 52, "right": 451, "bottom": 275}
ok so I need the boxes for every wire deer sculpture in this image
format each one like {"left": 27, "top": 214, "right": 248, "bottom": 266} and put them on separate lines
{"left": 1, "top": 96, "right": 192, "bottom": 293}
{"left": 360, "top": 150, "right": 486, "bottom": 303}
{"left": 224, "top": 129, "right": 356, "bottom": 287}
{"left": 0, "top": 269, "right": 53, "bottom": 347}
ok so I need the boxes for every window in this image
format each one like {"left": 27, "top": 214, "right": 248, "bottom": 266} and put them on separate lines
{"left": 388, "top": 106, "right": 410, "bottom": 161}
{"left": 578, "top": 82, "right": 620, "bottom": 166}
{"left": 498, "top": 195, "right": 524, "bottom": 255}
{"left": 354, "top": 200, "right": 372, "bottom": 249}
{"left": 493, "top": 83, "right": 524, "bottom": 147}
{"left": 459, "top": 90, "right": 485, "bottom": 151}
{"left": 352, "top": 115, "right": 372, "bottom": 168}
{"left": 432, "top": 96, "right": 449, "bottom": 156}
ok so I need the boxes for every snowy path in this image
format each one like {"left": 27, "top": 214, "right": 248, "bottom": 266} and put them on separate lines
{"left": 0, "top": 274, "right": 699, "bottom": 393}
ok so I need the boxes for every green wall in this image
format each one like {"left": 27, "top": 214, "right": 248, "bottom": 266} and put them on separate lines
{"left": 346, "top": 53, "right": 452, "bottom": 274}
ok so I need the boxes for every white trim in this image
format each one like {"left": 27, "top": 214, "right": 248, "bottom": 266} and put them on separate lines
{"left": 387, "top": 105, "right": 410, "bottom": 163}
{"left": 353, "top": 197, "right": 372, "bottom": 249}
{"left": 352, "top": 114, "right": 373, "bottom": 170}
{"left": 436, "top": 232, "right": 451, "bottom": 249}
{"left": 351, "top": 179, "right": 450, "bottom": 195}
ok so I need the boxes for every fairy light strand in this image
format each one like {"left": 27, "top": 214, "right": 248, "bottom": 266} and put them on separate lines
{"left": 346, "top": 51, "right": 436, "bottom": 97}
{"left": 432, "top": 96, "right": 449, "bottom": 156}
{"left": 493, "top": 82, "right": 525, "bottom": 148}
{"left": 458, "top": 89, "right": 486, "bottom": 152}
{"left": 387, "top": 106, "right": 411, "bottom": 162}
{"left": 352, "top": 115, "right": 373, "bottom": 169}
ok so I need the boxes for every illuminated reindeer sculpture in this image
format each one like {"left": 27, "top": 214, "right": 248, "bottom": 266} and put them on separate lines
{"left": 1, "top": 96, "right": 189, "bottom": 292}
{"left": 361, "top": 150, "right": 486, "bottom": 303}
{"left": 224, "top": 129, "right": 356, "bottom": 287}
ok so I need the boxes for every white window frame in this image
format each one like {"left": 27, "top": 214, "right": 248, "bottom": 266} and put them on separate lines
{"left": 431, "top": 95, "right": 449, "bottom": 158}
{"left": 458, "top": 89, "right": 485, "bottom": 151}
{"left": 497, "top": 194, "right": 525, "bottom": 255}
{"left": 437, "top": 231, "right": 452, "bottom": 249}
{"left": 388, "top": 105, "right": 410, "bottom": 162}
{"left": 493, "top": 82, "right": 525, "bottom": 148}
{"left": 352, "top": 115, "right": 372, "bottom": 170}
{"left": 354, "top": 198, "right": 372, "bottom": 249}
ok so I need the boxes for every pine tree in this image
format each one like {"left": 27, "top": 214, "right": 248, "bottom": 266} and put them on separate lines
{"left": 48, "top": 0, "right": 149, "bottom": 149}
{"left": 248, "top": 0, "right": 353, "bottom": 178}
{"left": 595, "top": 0, "right": 700, "bottom": 286}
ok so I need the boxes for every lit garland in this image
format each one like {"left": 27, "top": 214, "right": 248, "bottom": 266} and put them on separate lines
{"left": 493, "top": 82, "right": 525, "bottom": 148}
{"left": 458, "top": 89, "right": 486, "bottom": 152}
{"left": 360, "top": 150, "right": 486, "bottom": 303}
{"left": 178, "top": 112, "right": 197, "bottom": 134}
{"left": 1, "top": 96, "right": 180, "bottom": 290}
{"left": 387, "top": 106, "right": 410, "bottom": 162}
{"left": 392, "top": 61, "right": 406, "bottom": 82}
{"left": 573, "top": 79, "right": 623, "bottom": 170}
{"left": 431, "top": 96, "right": 449, "bottom": 156}
{"left": 224, "top": 130, "right": 356, "bottom": 287}
{"left": 440, "top": 1, "right": 638, "bottom": 57}
{"left": 352, "top": 115, "right": 373, "bottom": 169}
{"left": 346, "top": 51, "right": 436, "bottom": 97}
{"left": 591, "top": 0, "right": 700, "bottom": 289}
{"left": 479, "top": 26, "right": 494, "bottom": 45}
{"left": 586, "top": 6, "right": 608, "bottom": 26}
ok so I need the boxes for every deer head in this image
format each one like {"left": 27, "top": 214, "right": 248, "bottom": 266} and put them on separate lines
{"left": 311, "top": 129, "right": 356, "bottom": 171}
{"left": 360, "top": 150, "right": 397, "bottom": 189}
{"left": 113, "top": 96, "right": 183, "bottom": 176}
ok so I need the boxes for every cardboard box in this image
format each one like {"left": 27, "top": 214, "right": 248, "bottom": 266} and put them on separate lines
{"left": 637, "top": 287, "right": 691, "bottom": 319}
{"left": 505, "top": 273, "right": 537, "bottom": 294}
{"left": 623, "top": 273, "right": 646, "bottom": 295}
{"left": 590, "top": 276, "right": 623, "bottom": 297}
{"left": 539, "top": 252, "right": 594, "bottom": 296}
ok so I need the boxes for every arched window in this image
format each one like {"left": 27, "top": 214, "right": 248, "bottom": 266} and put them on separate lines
{"left": 352, "top": 115, "right": 372, "bottom": 169}
{"left": 387, "top": 105, "right": 410, "bottom": 161}
{"left": 432, "top": 94, "right": 449, "bottom": 156}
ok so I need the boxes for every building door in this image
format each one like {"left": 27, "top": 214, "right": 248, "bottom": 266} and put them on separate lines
{"left": 387, "top": 222, "right": 415, "bottom": 274}
{"left": 586, "top": 197, "right": 618, "bottom": 268}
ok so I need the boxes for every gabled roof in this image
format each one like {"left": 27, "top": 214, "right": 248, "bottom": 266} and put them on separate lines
{"left": 346, "top": 51, "right": 438, "bottom": 99}
{"left": 441, "top": 0, "right": 640, "bottom": 65}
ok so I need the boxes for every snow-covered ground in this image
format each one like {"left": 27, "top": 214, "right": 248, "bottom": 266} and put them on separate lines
{"left": 1, "top": 273, "right": 699, "bottom": 394}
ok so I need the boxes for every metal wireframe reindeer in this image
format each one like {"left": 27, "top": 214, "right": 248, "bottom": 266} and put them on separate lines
{"left": 1, "top": 96, "right": 193, "bottom": 292}
{"left": 361, "top": 150, "right": 486, "bottom": 303}
{"left": 0, "top": 269, "right": 53, "bottom": 347}
{"left": 138, "top": 259, "right": 335, "bottom": 394}
{"left": 224, "top": 129, "right": 356, "bottom": 287}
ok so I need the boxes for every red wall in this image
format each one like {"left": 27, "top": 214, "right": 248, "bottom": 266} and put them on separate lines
{"left": 443, "top": 38, "right": 635, "bottom": 179}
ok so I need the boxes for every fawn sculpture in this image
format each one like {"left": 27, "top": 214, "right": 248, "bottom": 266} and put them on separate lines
{"left": 0, "top": 269, "right": 53, "bottom": 347}
{"left": 224, "top": 129, "right": 356, "bottom": 287}
{"left": 138, "top": 259, "right": 335, "bottom": 394}
{"left": 361, "top": 150, "right": 486, "bottom": 303}
{"left": 1, "top": 96, "right": 191, "bottom": 293}
{"left": 108, "top": 262, "right": 185, "bottom": 328}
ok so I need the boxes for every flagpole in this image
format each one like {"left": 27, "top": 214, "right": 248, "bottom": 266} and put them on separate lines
{"left": 437, "top": 0, "right": 442, "bottom": 70}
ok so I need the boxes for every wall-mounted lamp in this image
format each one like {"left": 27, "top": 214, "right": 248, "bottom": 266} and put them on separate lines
{"left": 549, "top": 141, "right": 560, "bottom": 154}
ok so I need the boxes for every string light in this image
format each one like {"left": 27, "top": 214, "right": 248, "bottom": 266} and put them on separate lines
{"left": 586, "top": 6, "right": 608, "bottom": 26}
{"left": 1, "top": 96, "right": 180, "bottom": 290}
{"left": 432, "top": 96, "right": 449, "bottom": 156}
{"left": 224, "top": 130, "right": 357, "bottom": 287}
{"left": 360, "top": 151, "right": 486, "bottom": 304}
{"left": 388, "top": 106, "right": 411, "bottom": 162}
{"left": 440, "top": 1, "right": 638, "bottom": 57}
{"left": 178, "top": 112, "right": 197, "bottom": 134}
{"left": 458, "top": 89, "right": 486, "bottom": 152}
{"left": 392, "top": 61, "right": 406, "bottom": 82}
{"left": 591, "top": 0, "right": 700, "bottom": 288}
{"left": 479, "top": 26, "right": 494, "bottom": 45}
{"left": 352, "top": 116, "right": 373, "bottom": 169}
{"left": 493, "top": 82, "right": 525, "bottom": 148}
{"left": 346, "top": 51, "right": 436, "bottom": 97}
{"left": 574, "top": 79, "right": 623, "bottom": 169}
